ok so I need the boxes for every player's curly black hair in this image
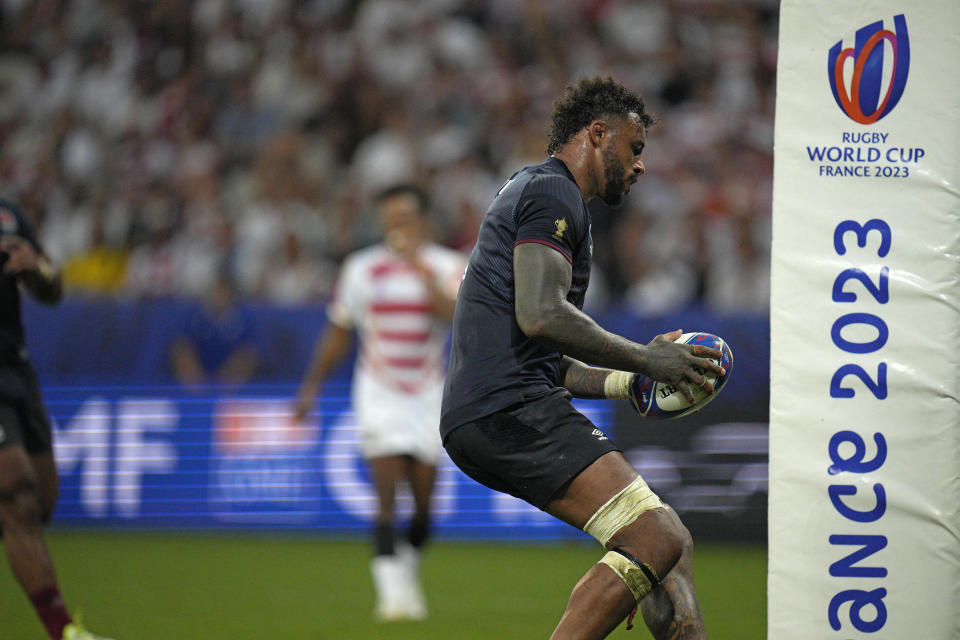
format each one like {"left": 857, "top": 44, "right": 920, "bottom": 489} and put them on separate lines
{"left": 546, "top": 77, "right": 654, "bottom": 155}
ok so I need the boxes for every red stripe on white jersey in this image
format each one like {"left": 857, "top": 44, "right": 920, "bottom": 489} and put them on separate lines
{"left": 370, "top": 261, "right": 418, "bottom": 279}
{"left": 360, "top": 344, "right": 443, "bottom": 394}
{"left": 376, "top": 330, "right": 432, "bottom": 342}
{"left": 392, "top": 380, "right": 422, "bottom": 394}
{"left": 384, "top": 356, "right": 428, "bottom": 368}
{"left": 370, "top": 302, "right": 432, "bottom": 314}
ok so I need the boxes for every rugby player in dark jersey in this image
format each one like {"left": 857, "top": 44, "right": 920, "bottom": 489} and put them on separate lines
{"left": 0, "top": 198, "right": 112, "bottom": 640}
{"left": 441, "top": 77, "right": 723, "bottom": 639}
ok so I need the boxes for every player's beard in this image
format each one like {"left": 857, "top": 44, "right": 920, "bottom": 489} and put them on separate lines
{"left": 599, "top": 145, "right": 628, "bottom": 207}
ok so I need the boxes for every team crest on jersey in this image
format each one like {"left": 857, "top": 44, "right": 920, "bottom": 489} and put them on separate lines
{"left": 0, "top": 207, "right": 18, "bottom": 234}
{"left": 553, "top": 217, "right": 568, "bottom": 240}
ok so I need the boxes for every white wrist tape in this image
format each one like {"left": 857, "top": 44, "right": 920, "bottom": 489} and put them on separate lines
{"left": 603, "top": 370, "right": 635, "bottom": 401}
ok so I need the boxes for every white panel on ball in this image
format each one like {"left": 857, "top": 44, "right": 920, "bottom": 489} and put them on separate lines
{"left": 770, "top": 2, "right": 960, "bottom": 639}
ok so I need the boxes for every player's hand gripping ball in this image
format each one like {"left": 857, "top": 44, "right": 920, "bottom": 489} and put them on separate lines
{"left": 630, "top": 332, "right": 733, "bottom": 419}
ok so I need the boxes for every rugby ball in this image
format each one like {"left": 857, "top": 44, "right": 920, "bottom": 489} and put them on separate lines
{"left": 630, "top": 332, "right": 733, "bottom": 419}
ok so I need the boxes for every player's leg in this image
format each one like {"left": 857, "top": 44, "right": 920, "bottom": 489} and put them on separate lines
{"left": 0, "top": 446, "right": 57, "bottom": 592}
{"left": 368, "top": 454, "right": 405, "bottom": 553}
{"left": 546, "top": 451, "right": 705, "bottom": 640}
{"left": 367, "top": 454, "right": 411, "bottom": 619}
{"left": 396, "top": 456, "right": 435, "bottom": 617}
{"left": 30, "top": 451, "right": 59, "bottom": 524}
{"left": 0, "top": 444, "right": 72, "bottom": 639}
{"left": 638, "top": 505, "right": 705, "bottom": 639}
{"left": 399, "top": 394, "right": 441, "bottom": 580}
{"left": 1, "top": 370, "right": 112, "bottom": 640}
{"left": 405, "top": 457, "right": 435, "bottom": 552}
{"left": 443, "top": 397, "right": 705, "bottom": 639}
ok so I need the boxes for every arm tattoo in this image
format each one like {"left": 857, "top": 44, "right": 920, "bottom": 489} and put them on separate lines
{"left": 561, "top": 357, "right": 613, "bottom": 399}
{"left": 514, "top": 244, "right": 646, "bottom": 372}
{"left": 513, "top": 244, "right": 717, "bottom": 390}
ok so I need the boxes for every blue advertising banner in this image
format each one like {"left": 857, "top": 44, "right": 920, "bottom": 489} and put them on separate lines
{"left": 49, "top": 382, "right": 611, "bottom": 541}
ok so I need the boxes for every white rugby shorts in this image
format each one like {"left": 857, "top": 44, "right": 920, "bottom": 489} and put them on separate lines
{"left": 353, "top": 372, "right": 443, "bottom": 464}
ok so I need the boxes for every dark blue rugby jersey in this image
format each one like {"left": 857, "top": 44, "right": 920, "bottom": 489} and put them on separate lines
{"left": 0, "top": 198, "right": 43, "bottom": 365}
{"left": 440, "top": 157, "right": 592, "bottom": 438}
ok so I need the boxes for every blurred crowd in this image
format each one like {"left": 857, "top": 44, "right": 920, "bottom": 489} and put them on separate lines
{"left": 0, "top": 0, "right": 774, "bottom": 314}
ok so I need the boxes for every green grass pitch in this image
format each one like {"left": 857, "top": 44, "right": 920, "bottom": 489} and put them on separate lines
{"left": 1, "top": 532, "right": 765, "bottom": 639}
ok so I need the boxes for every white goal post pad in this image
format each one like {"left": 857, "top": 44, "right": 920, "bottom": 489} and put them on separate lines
{"left": 770, "top": 2, "right": 960, "bottom": 638}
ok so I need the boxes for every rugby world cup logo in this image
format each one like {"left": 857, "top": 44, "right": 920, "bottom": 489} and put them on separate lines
{"left": 828, "top": 14, "right": 909, "bottom": 125}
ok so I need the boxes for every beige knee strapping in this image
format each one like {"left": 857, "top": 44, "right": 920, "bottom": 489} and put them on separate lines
{"left": 583, "top": 475, "right": 664, "bottom": 546}
{"left": 598, "top": 550, "right": 659, "bottom": 601}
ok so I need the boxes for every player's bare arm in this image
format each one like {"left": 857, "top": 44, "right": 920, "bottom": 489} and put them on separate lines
{"left": 413, "top": 259, "right": 458, "bottom": 322}
{"left": 0, "top": 237, "right": 62, "bottom": 304}
{"left": 560, "top": 356, "right": 614, "bottom": 399}
{"left": 295, "top": 322, "right": 354, "bottom": 421}
{"left": 513, "top": 242, "right": 722, "bottom": 400}
{"left": 388, "top": 232, "right": 457, "bottom": 321}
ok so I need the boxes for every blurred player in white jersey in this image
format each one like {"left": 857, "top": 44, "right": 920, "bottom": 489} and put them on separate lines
{"left": 295, "top": 184, "right": 464, "bottom": 621}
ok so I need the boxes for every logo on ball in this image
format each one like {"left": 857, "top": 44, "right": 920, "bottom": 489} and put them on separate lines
{"left": 630, "top": 332, "right": 733, "bottom": 420}
{"left": 827, "top": 14, "right": 910, "bottom": 125}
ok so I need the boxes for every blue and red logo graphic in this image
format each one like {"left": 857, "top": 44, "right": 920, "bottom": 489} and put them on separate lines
{"left": 828, "top": 14, "right": 909, "bottom": 125}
